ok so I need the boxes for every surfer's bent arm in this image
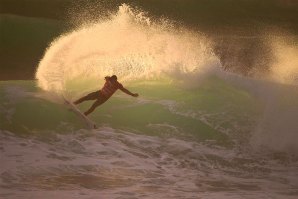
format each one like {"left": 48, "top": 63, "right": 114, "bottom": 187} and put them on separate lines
{"left": 119, "top": 87, "right": 138, "bottom": 97}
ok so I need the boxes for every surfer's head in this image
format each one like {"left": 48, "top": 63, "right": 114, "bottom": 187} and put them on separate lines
{"left": 111, "top": 75, "right": 118, "bottom": 81}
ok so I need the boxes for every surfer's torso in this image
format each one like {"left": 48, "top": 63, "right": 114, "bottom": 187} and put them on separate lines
{"left": 100, "top": 78, "right": 123, "bottom": 98}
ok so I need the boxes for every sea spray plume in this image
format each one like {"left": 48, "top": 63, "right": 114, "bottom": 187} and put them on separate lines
{"left": 269, "top": 36, "right": 298, "bottom": 86}
{"left": 67, "top": 0, "right": 113, "bottom": 27}
{"left": 36, "top": 4, "right": 220, "bottom": 95}
{"left": 249, "top": 35, "right": 298, "bottom": 154}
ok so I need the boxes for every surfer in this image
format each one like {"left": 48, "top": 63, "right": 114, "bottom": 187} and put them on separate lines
{"left": 74, "top": 75, "right": 139, "bottom": 116}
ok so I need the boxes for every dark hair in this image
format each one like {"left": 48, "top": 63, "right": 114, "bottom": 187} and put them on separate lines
{"left": 111, "top": 75, "right": 117, "bottom": 80}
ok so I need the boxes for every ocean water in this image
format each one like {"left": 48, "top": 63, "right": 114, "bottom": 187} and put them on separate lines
{"left": 1, "top": 4, "right": 298, "bottom": 199}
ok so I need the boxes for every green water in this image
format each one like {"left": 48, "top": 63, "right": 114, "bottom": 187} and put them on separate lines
{"left": 0, "top": 77, "right": 261, "bottom": 147}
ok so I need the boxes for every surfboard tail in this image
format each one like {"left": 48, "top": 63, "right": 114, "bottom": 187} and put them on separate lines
{"left": 63, "top": 97, "right": 97, "bottom": 129}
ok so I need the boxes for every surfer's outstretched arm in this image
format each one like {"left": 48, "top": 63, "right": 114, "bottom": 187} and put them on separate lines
{"left": 120, "top": 87, "right": 139, "bottom": 97}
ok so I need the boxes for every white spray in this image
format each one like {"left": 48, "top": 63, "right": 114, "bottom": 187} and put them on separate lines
{"left": 36, "top": 4, "right": 219, "bottom": 94}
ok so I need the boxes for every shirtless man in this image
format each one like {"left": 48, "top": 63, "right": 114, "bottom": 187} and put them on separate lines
{"left": 74, "top": 75, "right": 138, "bottom": 115}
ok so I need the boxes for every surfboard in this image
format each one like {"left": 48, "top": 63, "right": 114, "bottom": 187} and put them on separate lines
{"left": 63, "top": 98, "right": 97, "bottom": 129}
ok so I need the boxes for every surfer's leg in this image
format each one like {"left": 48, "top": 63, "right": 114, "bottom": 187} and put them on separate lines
{"left": 84, "top": 98, "right": 107, "bottom": 115}
{"left": 74, "top": 91, "right": 99, "bottom": 105}
{"left": 74, "top": 96, "right": 89, "bottom": 105}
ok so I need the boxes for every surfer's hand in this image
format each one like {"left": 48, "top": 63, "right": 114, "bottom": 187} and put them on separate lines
{"left": 132, "top": 93, "right": 139, "bottom": 97}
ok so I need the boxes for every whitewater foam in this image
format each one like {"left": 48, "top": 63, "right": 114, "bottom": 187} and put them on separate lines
{"left": 1, "top": 127, "right": 297, "bottom": 199}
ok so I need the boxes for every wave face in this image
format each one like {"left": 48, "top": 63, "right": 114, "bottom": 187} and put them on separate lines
{"left": 1, "top": 4, "right": 298, "bottom": 199}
